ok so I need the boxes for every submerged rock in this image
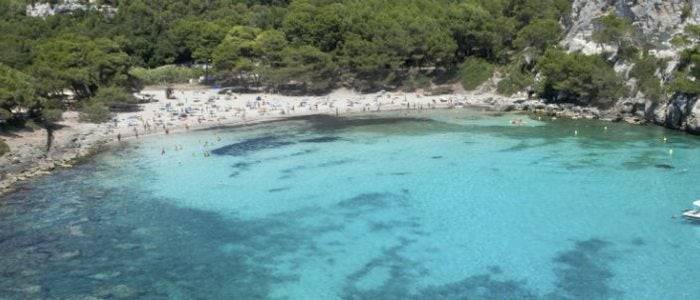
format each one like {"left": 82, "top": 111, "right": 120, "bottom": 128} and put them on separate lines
{"left": 89, "top": 271, "right": 122, "bottom": 280}
{"left": 96, "top": 284, "right": 137, "bottom": 299}
{"left": 58, "top": 250, "right": 81, "bottom": 260}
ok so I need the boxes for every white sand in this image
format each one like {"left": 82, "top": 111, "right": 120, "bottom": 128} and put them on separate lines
{"left": 112, "top": 85, "right": 517, "bottom": 140}
{"left": 0, "top": 85, "right": 523, "bottom": 193}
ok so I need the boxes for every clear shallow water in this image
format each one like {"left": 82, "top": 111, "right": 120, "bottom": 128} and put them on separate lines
{"left": 1, "top": 109, "right": 700, "bottom": 299}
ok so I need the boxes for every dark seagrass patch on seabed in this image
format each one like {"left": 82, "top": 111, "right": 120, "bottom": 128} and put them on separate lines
{"left": 299, "top": 136, "right": 344, "bottom": 143}
{"left": 284, "top": 114, "right": 433, "bottom": 132}
{"left": 211, "top": 136, "right": 294, "bottom": 156}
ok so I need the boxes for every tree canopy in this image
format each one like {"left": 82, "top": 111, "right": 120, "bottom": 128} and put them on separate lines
{"left": 7, "top": 0, "right": 696, "bottom": 128}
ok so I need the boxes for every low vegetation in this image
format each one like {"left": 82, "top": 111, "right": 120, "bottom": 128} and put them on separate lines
{"left": 629, "top": 54, "right": 666, "bottom": 101}
{"left": 0, "top": 0, "right": 576, "bottom": 127}
{"left": 0, "top": 139, "right": 9, "bottom": 157}
{"left": 497, "top": 59, "right": 535, "bottom": 96}
{"left": 536, "top": 49, "right": 625, "bottom": 106}
{"left": 79, "top": 101, "right": 112, "bottom": 123}
{"left": 0, "top": 0, "right": 698, "bottom": 132}
{"left": 130, "top": 66, "right": 205, "bottom": 86}
{"left": 459, "top": 58, "right": 494, "bottom": 90}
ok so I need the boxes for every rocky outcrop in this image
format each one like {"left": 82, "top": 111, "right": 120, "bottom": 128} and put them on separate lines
{"left": 685, "top": 96, "right": 700, "bottom": 133}
{"left": 564, "top": 0, "right": 699, "bottom": 53}
{"left": 26, "top": 1, "right": 117, "bottom": 18}
{"left": 559, "top": 0, "right": 700, "bottom": 135}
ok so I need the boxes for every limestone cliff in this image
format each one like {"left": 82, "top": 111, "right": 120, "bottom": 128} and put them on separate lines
{"left": 26, "top": 0, "right": 116, "bottom": 18}
{"left": 563, "top": 0, "right": 700, "bottom": 134}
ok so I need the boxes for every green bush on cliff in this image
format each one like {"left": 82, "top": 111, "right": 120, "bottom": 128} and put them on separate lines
{"left": 459, "top": 58, "right": 494, "bottom": 90}
{"left": 536, "top": 49, "right": 626, "bottom": 105}
{"left": 670, "top": 46, "right": 700, "bottom": 96}
{"left": 497, "top": 60, "right": 535, "bottom": 96}
{"left": 591, "top": 14, "right": 633, "bottom": 47}
{"left": 630, "top": 54, "right": 666, "bottom": 101}
{"left": 669, "top": 74, "right": 700, "bottom": 97}
{"left": 0, "top": 139, "right": 9, "bottom": 157}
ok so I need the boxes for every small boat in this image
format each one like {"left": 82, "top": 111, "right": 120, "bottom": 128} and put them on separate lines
{"left": 682, "top": 200, "right": 700, "bottom": 221}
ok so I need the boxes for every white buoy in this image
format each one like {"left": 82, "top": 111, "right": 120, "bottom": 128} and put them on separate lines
{"left": 663, "top": 137, "right": 667, "bottom": 143}
{"left": 604, "top": 126, "right": 607, "bottom": 131}
{"left": 669, "top": 149, "right": 673, "bottom": 156}
{"left": 574, "top": 130, "right": 578, "bottom": 136}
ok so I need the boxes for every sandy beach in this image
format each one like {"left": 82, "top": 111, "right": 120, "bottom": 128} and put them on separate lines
{"left": 0, "top": 84, "right": 537, "bottom": 194}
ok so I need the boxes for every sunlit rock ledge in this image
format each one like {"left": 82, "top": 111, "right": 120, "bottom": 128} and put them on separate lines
{"left": 26, "top": 0, "right": 117, "bottom": 18}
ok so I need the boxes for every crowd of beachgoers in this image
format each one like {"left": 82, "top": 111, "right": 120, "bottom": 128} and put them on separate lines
{"left": 111, "top": 86, "right": 508, "bottom": 140}
{"left": 1, "top": 85, "right": 528, "bottom": 194}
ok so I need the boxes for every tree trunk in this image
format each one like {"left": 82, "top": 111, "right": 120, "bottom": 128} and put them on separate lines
{"left": 45, "top": 124, "right": 54, "bottom": 153}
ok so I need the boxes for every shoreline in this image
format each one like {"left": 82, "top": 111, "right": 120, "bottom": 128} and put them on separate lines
{"left": 0, "top": 85, "right": 693, "bottom": 196}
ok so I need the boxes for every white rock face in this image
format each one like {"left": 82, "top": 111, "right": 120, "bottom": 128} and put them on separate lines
{"left": 561, "top": 0, "right": 700, "bottom": 134}
{"left": 687, "top": 99, "right": 700, "bottom": 133}
{"left": 564, "top": 0, "right": 699, "bottom": 49}
{"left": 26, "top": 0, "right": 116, "bottom": 18}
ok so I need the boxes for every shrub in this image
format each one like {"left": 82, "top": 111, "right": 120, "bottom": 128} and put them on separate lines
{"left": 41, "top": 108, "right": 64, "bottom": 124}
{"left": 670, "top": 46, "right": 700, "bottom": 96}
{"left": 497, "top": 64, "right": 534, "bottom": 96}
{"left": 79, "top": 101, "right": 112, "bottom": 123}
{"left": 130, "top": 65, "right": 204, "bottom": 85}
{"left": 0, "top": 139, "right": 9, "bottom": 157}
{"left": 617, "top": 43, "right": 640, "bottom": 61}
{"left": 459, "top": 57, "right": 493, "bottom": 90}
{"left": 402, "top": 73, "right": 432, "bottom": 92}
{"left": 669, "top": 74, "right": 700, "bottom": 97}
{"left": 670, "top": 35, "right": 690, "bottom": 47}
{"left": 536, "top": 49, "right": 626, "bottom": 105}
{"left": 686, "top": 24, "right": 700, "bottom": 39}
{"left": 591, "top": 14, "right": 633, "bottom": 46}
{"left": 514, "top": 19, "right": 562, "bottom": 52}
{"left": 678, "top": 47, "right": 700, "bottom": 78}
{"left": 92, "top": 86, "right": 140, "bottom": 112}
{"left": 681, "top": 1, "right": 692, "bottom": 21}
{"left": 630, "top": 54, "right": 666, "bottom": 101}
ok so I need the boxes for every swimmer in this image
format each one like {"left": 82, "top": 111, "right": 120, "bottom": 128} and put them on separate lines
{"left": 161, "top": 148, "right": 165, "bottom": 155}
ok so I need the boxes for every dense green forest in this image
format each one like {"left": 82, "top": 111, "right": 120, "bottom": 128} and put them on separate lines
{"left": 1, "top": 0, "right": 699, "bottom": 130}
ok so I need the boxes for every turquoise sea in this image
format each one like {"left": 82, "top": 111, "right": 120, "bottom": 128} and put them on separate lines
{"left": 1, "top": 109, "right": 700, "bottom": 299}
